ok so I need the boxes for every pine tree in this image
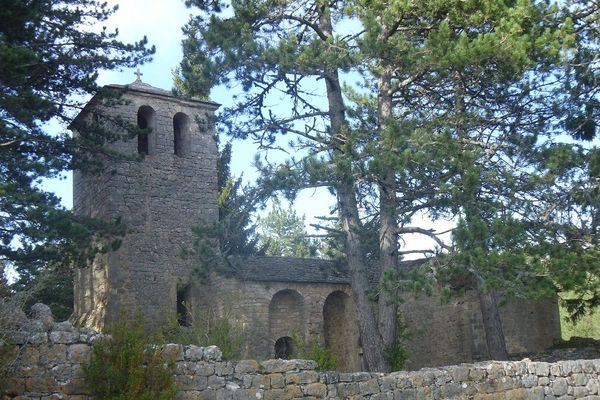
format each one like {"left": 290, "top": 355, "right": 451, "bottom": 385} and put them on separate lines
{"left": 257, "top": 199, "right": 320, "bottom": 258}
{"left": 1, "top": 0, "right": 153, "bottom": 308}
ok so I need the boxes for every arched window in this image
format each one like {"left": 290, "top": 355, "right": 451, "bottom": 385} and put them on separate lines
{"left": 173, "top": 112, "right": 190, "bottom": 156}
{"left": 137, "top": 106, "right": 155, "bottom": 155}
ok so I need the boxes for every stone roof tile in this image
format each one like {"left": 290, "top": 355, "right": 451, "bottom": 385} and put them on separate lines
{"left": 230, "top": 256, "right": 350, "bottom": 284}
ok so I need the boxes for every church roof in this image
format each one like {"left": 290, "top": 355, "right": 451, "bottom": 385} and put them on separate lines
{"left": 230, "top": 256, "right": 351, "bottom": 284}
{"left": 227, "top": 256, "right": 429, "bottom": 285}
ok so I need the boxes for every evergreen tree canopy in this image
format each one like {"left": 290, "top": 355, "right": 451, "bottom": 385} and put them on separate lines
{"left": 1, "top": 1, "right": 153, "bottom": 299}
{"left": 177, "top": 0, "right": 592, "bottom": 369}
{"left": 257, "top": 198, "right": 320, "bottom": 258}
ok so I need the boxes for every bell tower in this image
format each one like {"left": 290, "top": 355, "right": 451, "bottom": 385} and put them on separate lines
{"left": 71, "top": 78, "right": 219, "bottom": 329}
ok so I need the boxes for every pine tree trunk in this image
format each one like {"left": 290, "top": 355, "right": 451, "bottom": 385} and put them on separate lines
{"left": 478, "top": 291, "right": 509, "bottom": 360}
{"left": 377, "top": 72, "right": 400, "bottom": 367}
{"left": 319, "top": 6, "right": 388, "bottom": 372}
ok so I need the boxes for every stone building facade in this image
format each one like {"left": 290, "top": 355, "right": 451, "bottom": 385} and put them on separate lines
{"left": 71, "top": 80, "right": 561, "bottom": 371}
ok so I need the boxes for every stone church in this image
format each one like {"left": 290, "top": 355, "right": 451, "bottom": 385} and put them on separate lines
{"left": 71, "top": 78, "right": 561, "bottom": 371}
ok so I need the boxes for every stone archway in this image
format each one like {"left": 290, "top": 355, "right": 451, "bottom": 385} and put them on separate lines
{"left": 323, "top": 290, "right": 360, "bottom": 371}
{"left": 268, "top": 289, "right": 304, "bottom": 357}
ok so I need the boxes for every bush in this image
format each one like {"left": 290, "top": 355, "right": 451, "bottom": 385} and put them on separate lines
{"left": 158, "top": 306, "right": 244, "bottom": 360}
{"left": 85, "top": 313, "right": 177, "bottom": 400}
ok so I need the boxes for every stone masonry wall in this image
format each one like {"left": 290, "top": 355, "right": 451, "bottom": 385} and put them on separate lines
{"left": 2, "top": 308, "right": 599, "bottom": 400}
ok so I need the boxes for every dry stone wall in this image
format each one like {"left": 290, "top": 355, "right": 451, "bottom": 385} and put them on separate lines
{"left": 2, "top": 307, "right": 599, "bottom": 400}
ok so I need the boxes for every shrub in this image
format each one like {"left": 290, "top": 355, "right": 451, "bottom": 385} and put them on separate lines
{"left": 85, "top": 313, "right": 177, "bottom": 400}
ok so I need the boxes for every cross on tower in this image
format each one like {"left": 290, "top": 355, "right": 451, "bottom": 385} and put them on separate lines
{"left": 134, "top": 68, "right": 143, "bottom": 82}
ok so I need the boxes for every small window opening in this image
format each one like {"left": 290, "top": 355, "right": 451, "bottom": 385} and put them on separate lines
{"left": 137, "top": 106, "right": 154, "bottom": 155}
{"left": 274, "top": 336, "right": 294, "bottom": 359}
{"left": 173, "top": 112, "right": 189, "bottom": 156}
{"left": 176, "top": 286, "right": 192, "bottom": 327}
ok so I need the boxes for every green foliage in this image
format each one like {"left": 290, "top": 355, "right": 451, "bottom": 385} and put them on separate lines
{"left": 1, "top": 0, "right": 153, "bottom": 310}
{"left": 158, "top": 307, "right": 244, "bottom": 360}
{"left": 257, "top": 198, "right": 321, "bottom": 258}
{"left": 292, "top": 335, "right": 338, "bottom": 372}
{"left": 189, "top": 139, "right": 266, "bottom": 278}
{"left": 85, "top": 314, "right": 177, "bottom": 400}
{"left": 560, "top": 293, "right": 600, "bottom": 340}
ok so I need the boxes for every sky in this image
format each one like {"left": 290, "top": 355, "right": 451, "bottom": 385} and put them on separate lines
{"left": 42, "top": 0, "right": 449, "bottom": 257}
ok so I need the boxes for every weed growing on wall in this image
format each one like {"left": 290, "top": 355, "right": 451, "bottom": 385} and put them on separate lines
{"left": 85, "top": 313, "right": 177, "bottom": 400}
{"left": 385, "top": 319, "right": 410, "bottom": 371}
{"left": 293, "top": 335, "right": 338, "bottom": 372}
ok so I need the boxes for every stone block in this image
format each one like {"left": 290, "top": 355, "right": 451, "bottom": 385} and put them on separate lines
{"left": 358, "top": 378, "right": 380, "bottom": 395}
{"left": 586, "top": 378, "right": 599, "bottom": 395}
{"left": 289, "top": 359, "right": 318, "bottom": 370}
{"left": 304, "top": 382, "right": 327, "bottom": 397}
{"left": 215, "top": 361, "right": 234, "bottom": 376}
{"left": 31, "top": 304, "right": 54, "bottom": 331}
{"left": 286, "top": 371, "right": 319, "bottom": 385}
{"left": 336, "top": 382, "right": 359, "bottom": 398}
{"left": 26, "top": 375, "right": 54, "bottom": 393}
{"left": 207, "top": 374, "right": 226, "bottom": 389}
{"left": 582, "top": 360, "right": 595, "bottom": 373}
{"left": 378, "top": 375, "right": 397, "bottom": 391}
{"left": 203, "top": 345, "right": 222, "bottom": 362}
{"left": 573, "top": 386, "right": 589, "bottom": 397}
{"left": 52, "top": 321, "right": 75, "bottom": 332}
{"left": 571, "top": 373, "right": 588, "bottom": 387}
{"left": 531, "top": 362, "right": 550, "bottom": 377}
{"left": 551, "top": 377, "right": 568, "bottom": 396}
{"left": 190, "top": 361, "right": 215, "bottom": 376}
{"left": 184, "top": 345, "right": 204, "bottom": 361}
{"left": 521, "top": 374, "right": 538, "bottom": 388}
{"left": 176, "top": 390, "right": 204, "bottom": 400}
{"left": 549, "top": 363, "right": 562, "bottom": 376}
{"left": 448, "top": 365, "right": 470, "bottom": 382}
{"left": 487, "top": 363, "right": 504, "bottom": 379}
{"left": 62, "top": 377, "right": 89, "bottom": 395}
{"left": 175, "top": 374, "right": 208, "bottom": 391}
{"left": 235, "top": 360, "right": 260, "bottom": 374}
{"left": 319, "top": 372, "right": 338, "bottom": 385}
{"left": 469, "top": 368, "right": 486, "bottom": 382}
{"left": 261, "top": 359, "right": 297, "bottom": 373}
{"left": 49, "top": 330, "right": 79, "bottom": 344}
{"left": 40, "top": 344, "right": 67, "bottom": 366}
{"left": 440, "top": 382, "right": 466, "bottom": 398}
{"left": 269, "top": 373, "right": 284, "bottom": 389}
{"left": 161, "top": 343, "right": 184, "bottom": 362}
{"left": 67, "top": 344, "right": 91, "bottom": 364}
{"left": 251, "top": 374, "right": 270, "bottom": 389}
